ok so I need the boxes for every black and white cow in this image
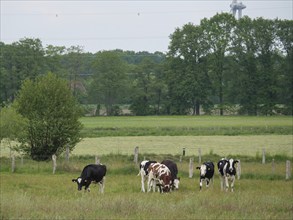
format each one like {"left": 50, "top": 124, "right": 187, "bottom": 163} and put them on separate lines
{"left": 196, "top": 161, "right": 214, "bottom": 190}
{"left": 161, "top": 159, "right": 180, "bottom": 190}
{"left": 72, "top": 164, "right": 107, "bottom": 193}
{"left": 137, "top": 160, "right": 157, "bottom": 192}
{"left": 147, "top": 162, "right": 172, "bottom": 193}
{"left": 217, "top": 158, "right": 239, "bottom": 192}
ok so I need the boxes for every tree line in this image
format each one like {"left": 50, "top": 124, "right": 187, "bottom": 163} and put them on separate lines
{"left": 1, "top": 13, "right": 292, "bottom": 116}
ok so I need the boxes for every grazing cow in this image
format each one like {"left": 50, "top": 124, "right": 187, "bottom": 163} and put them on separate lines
{"left": 161, "top": 159, "right": 180, "bottom": 190}
{"left": 72, "top": 164, "right": 107, "bottom": 193}
{"left": 137, "top": 160, "right": 157, "bottom": 192}
{"left": 147, "top": 162, "right": 172, "bottom": 193}
{"left": 217, "top": 158, "right": 239, "bottom": 192}
{"left": 196, "top": 161, "right": 214, "bottom": 190}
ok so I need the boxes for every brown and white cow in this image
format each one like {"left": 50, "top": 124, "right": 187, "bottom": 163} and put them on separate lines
{"left": 147, "top": 162, "right": 172, "bottom": 193}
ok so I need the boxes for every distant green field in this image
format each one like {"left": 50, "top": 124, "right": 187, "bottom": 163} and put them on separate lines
{"left": 72, "top": 135, "right": 292, "bottom": 157}
{"left": 80, "top": 116, "right": 292, "bottom": 137}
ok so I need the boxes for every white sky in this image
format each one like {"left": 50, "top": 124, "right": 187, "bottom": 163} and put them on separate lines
{"left": 1, "top": 0, "right": 292, "bottom": 53}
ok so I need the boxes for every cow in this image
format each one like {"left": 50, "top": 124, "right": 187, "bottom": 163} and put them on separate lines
{"left": 72, "top": 164, "right": 107, "bottom": 193}
{"left": 196, "top": 161, "right": 214, "bottom": 190}
{"left": 147, "top": 162, "right": 172, "bottom": 193}
{"left": 137, "top": 160, "right": 157, "bottom": 192}
{"left": 217, "top": 158, "right": 239, "bottom": 192}
{"left": 161, "top": 159, "right": 180, "bottom": 190}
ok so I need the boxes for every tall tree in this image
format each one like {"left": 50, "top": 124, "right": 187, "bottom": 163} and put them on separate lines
{"left": 167, "top": 23, "right": 211, "bottom": 115}
{"left": 91, "top": 51, "right": 128, "bottom": 115}
{"left": 201, "top": 13, "right": 236, "bottom": 115}
{"left": 14, "top": 73, "right": 83, "bottom": 161}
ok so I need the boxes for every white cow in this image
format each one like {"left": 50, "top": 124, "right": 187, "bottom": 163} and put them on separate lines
{"left": 217, "top": 158, "right": 239, "bottom": 192}
{"left": 137, "top": 160, "right": 157, "bottom": 192}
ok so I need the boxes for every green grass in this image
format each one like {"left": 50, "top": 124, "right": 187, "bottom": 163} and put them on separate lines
{"left": 1, "top": 168, "right": 292, "bottom": 219}
{"left": 80, "top": 116, "right": 293, "bottom": 137}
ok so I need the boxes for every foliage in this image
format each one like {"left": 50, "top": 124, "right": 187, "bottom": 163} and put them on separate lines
{"left": 14, "top": 73, "right": 83, "bottom": 161}
{"left": 0, "top": 106, "right": 27, "bottom": 153}
{"left": 0, "top": 15, "right": 292, "bottom": 116}
{"left": 90, "top": 51, "right": 128, "bottom": 116}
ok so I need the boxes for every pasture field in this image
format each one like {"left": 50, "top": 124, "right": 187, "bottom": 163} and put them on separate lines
{"left": 1, "top": 135, "right": 292, "bottom": 158}
{"left": 1, "top": 157, "right": 292, "bottom": 220}
{"left": 80, "top": 116, "right": 292, "bottom": 137}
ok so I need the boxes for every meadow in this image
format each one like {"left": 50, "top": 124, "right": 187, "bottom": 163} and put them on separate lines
{"left": 0, "top": 116, "right": 292, "bottom": 219}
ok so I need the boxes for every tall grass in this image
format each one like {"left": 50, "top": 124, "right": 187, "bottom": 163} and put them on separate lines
{"left": 1, "top": 172, "right": 292, "bottom": 219}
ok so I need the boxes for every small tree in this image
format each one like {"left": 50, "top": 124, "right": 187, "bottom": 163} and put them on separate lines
{"left": 0, "top": 106, "right": 27, "bottom": 155}
{"left": 14, "top": 73, "right": 83, "bottom": 161}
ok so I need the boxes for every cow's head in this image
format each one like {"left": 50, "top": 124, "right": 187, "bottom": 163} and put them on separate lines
{"left": 196, "top": 164, "right": 207, "bottom": 177}
{"left": 72, "top": 177, "right": 85, "bottom": 191}
{"left": 173, "top": 177, "right": 180, "bottom": 190}
{"left": 228, "top": 159, "right": 239, "bottom": 172}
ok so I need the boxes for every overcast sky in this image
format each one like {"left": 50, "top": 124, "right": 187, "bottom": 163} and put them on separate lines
{"left": 1, "top": 0, "right": 292, "bottom": 53}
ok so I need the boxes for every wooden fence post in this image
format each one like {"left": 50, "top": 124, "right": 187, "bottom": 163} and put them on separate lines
{"left": 286, "top": 160, "right": 291, "bottom": 180}
{"left": 95, "top": 155, "right": 100, "bottom": 164}
{"left": 237, "top": 160, "right": 241, "bottom": 180}
{"left": 11, "top": 155, "right": 15, "bottom": 173}
{"left": 134, "top": 146, "right": 139, "bottom": 164}
{"left": 198, "top": 148, "right": 201, "bottom": 164}
{"left": 182, "top": 148, "right": 186, "bottom": 156}
{"left": 189, "top": 158, "right": 194, "bottom": 178}
{"left": 52, "top": 154, "right": 57, "bottom": 174}
{"left": 262, "top": 148, "right": 266, "bottom": 164}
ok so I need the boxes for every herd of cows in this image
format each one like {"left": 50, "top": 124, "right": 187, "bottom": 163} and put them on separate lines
{"left": 72, "top": 158, "right": 239, "bottom": 193}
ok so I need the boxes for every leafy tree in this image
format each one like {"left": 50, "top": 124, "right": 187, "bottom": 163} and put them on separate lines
{"left": 0, "top": 38, "right": 46, "bottom": 104}
{"left": 201, "top": 13, "right": 236, "bottom": 115}
{"left": 231, "top": 16, "right": 260, "bottom": 115}
{"left": 14, "top": 73, "right": 83, "bottom": 161}
{"left": 167, "top": 23, "right": 211, "bottom": 115}
{"left": 0, "top": 106, "right": 27, "bottom": 155}
{"left": 275, "top": 19, "right": 293, "bottom": 115}
{"left": 91, "top": 51, "right": 128, "bottom": 115}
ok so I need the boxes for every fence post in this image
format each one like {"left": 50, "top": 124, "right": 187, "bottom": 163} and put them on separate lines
{"left": 134, "top": 146, "right": 139, "bottom": 164}
{"left": 189, "top": 158, "right": 194, "bottom": 178}
{"left": 198, "top": 148, "right": 201, "bottom": 164}
{"left": 182, "top": 148, "right": 186, "bottom": 156}
{"left": 95, "top": 155, "right": 100, "bottom": 164}
{"left": 286, "top": 160, "right": 291, "bottom": 180}
{"left": 65, "top": 144, "right": 70, "bottom": 162}
{"left": 179, "top": 155, "right": 182, "bottom": 163}
{"left": 11, "top": 155, "right": 15, "bottom": 173}
{"left": 262, "top": 148, "right": 266, "bottom": 164}
{"left": 52, "top": 154, "right": 57, "bottom": 174}
{"left": 237, "top": 160, "right": 241, "bottom": 180}
{"left": 21, "top": 156, "right": 24, "bottom": 166}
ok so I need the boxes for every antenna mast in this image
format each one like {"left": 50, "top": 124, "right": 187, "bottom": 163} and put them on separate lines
{"left": 230, "top": 0, "right": 246, "bottom": 19}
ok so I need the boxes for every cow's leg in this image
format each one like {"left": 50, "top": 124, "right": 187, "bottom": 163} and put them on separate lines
{"left": 99, "top": 177, "right": 105, "bottom": 193}
{"left": 220, "top": 176, "right": 224, "bottom": 191}
{"left": 199, "top": 178, "right": 203, "bottom": 190}
{"left": 225, "top": 176, "right": 229, "bottom": 192}
{"left": 147, "top": 175, "right": 153, "bottom": 192}
{"left": 206, "top": 179, "right": 210, "bottom": 188}
{"left": 85, "top": 181, "right": 91, "bottom": 192}
{"left": 141, "top": 175, "right": 145, "bottom": 192}
{"left": 230, "top": 176, "right": 235, "bottom": 192}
